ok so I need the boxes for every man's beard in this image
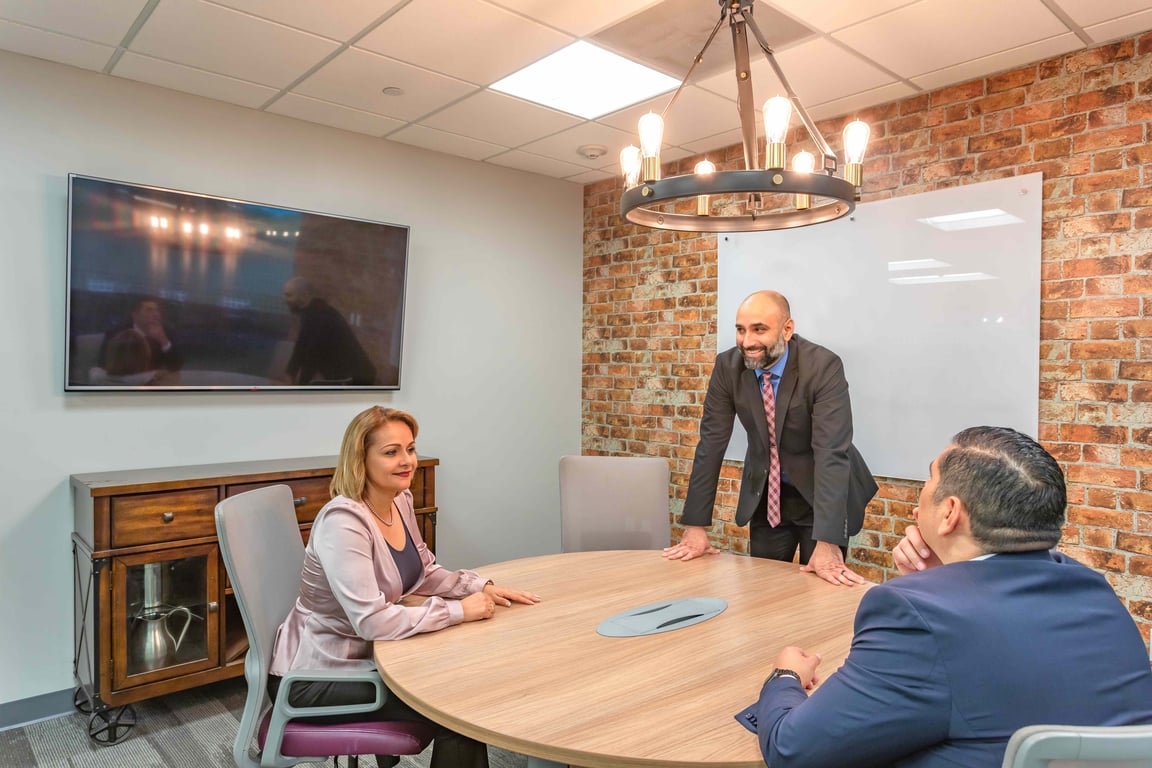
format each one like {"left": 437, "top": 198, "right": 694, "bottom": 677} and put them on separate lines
{"left": 741, "top": 333, "right": 788, "bottom": 370}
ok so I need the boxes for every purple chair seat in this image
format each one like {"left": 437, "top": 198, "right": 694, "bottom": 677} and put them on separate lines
{"left": 258, "top": 711, "right": 435, "bottom": 758}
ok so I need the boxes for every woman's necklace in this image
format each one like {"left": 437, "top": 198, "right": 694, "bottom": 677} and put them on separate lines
{"left": 364, "top": 497, "right": 395, "bottom": 526}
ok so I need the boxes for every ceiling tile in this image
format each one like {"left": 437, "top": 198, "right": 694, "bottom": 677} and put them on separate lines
{"left": 567, "top": 168, "right": 615, "bottom": 184}
{"left": 1051, "top": 0, "right": 1152, "bottom": 28}
{"left": 833, "top": 0, "right": 1068, "bottom": 78}
{"left": 484, "top": 150, "right": 588, "bottom": 179}
{"left": 696, "top": 37, "right": 900, "bottom": 109}
{"left": 519, "top": 121, "right": 637, "bottom": 169}
{"left": 595, "top": 0, "right": 813, "bottom": 84}
{"left": 420, "top": 89, "right": 581, "bottom": 148}
{"left": 0, "top": 0, "right": 148, "bottom": 45}
{"left": 1083, "top": 9, "right": 1152, "bottom": 45}
{"left": 387, "top": 124, "right": 506, "bottom": 160}
{"left": 486, "top": 0, "right": 664, "bottom": 37}
{"left": 0, "top": 19, "right": 114, "bottom": 71}
{"left": 267, "top": 92, "right": 406, "bottom": 136}
{"left": 294, "top": 47, "right": 477, "bottom": 121}
{"left": 357, "top": 0, "right": 572, "bottom": 85}
{"left": 205, "top": 0, "right": 406, "bottom": 41}
{"left": 910, "top": 33, "right": 1081, "bottom": 91}
{"left": 597, "top": 86, "right": 739, "bottom": 148}
{"left": 679, "top": 127, "right": 750, "bottom": 155}
{"left": 129, "top": 0, "right": 338, "bottom": 88}
{"left": 807, "top": 81, "right": 918, "bottom": 121}
{"left": 764, "top": 0, "right": 919, "bottom": 33}
{"left": 113, "top": 51, "right": 279, "bottom": 108}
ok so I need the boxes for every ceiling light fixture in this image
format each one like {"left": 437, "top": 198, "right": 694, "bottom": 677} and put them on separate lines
{"left": 619, "top": 0, "right": 870, "bottom": 233}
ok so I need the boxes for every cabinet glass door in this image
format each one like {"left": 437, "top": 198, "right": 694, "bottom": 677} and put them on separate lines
{"left": 111, "top": 543, "right": 220, "bottom": 690}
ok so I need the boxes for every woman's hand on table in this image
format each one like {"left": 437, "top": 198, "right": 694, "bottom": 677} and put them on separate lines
{"left": 460, "top": 591, "right": 496, "bottom": 622}
{"left": 483, "top": 582, "right": 541, "bottom": 607}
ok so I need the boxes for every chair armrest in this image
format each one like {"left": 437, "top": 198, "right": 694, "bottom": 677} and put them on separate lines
{"left": 261, "top": 666, "right": 388, "bottom": 767}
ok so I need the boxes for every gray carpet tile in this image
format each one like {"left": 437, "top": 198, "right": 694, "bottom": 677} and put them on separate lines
{"left": 3, "top": 679, "right": 528, "bottom": 768}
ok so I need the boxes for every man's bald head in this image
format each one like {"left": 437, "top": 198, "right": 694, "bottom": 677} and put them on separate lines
{"left": 738, "top": 290, "right": 791, "bottom": 321}
{"left": 283, "top": 277, "right": 316, "bottom": 312}
{"left": 735, "top": 290, "right": 795, "bottom": 370}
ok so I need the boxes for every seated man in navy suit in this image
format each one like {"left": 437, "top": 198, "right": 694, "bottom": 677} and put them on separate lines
{"left": 737, "top": 425, "right": 1152, "bottom": 768}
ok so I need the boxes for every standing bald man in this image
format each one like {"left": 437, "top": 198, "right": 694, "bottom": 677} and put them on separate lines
{"left": 664, "top": 291, "right": 877, "bottom": 585}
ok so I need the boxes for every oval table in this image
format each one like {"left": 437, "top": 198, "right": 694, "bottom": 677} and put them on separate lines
{"left": 374, "top": 550, "right": 870, "bottom": 768}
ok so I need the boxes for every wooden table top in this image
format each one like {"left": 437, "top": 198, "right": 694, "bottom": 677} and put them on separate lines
{"left": 374, "top": 550, "right": 871, "bottom": 768}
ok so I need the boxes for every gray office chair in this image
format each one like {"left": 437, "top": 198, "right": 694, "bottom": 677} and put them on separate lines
{"left": 215, "top": 485, "right": 433, "bottom": 768}
{"left": 1002, "top": 724, "right": 1152, "bottom": 768}
{"left": 559, "top": 455, "right": 671, "bottom": 552}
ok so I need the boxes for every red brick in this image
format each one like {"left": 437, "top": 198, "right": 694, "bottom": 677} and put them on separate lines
{"left": 1066, "top": 465, "right": 1138, "bottom": 487}
{"left": 1072, "top": 125, "right": 1146, "bottom": 153}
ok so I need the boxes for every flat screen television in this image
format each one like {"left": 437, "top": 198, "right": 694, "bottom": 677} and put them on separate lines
{"left": 65, "top": 174, "right": 408, "bottom": 391}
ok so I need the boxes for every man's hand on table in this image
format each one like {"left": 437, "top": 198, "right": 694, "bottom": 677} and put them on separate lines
{"left": 772, "top": 646, "right": 822, "bottom": 690}
{"left": 801, "top": 541, "right": 867, "bottom": 586}
{"left": 662, "top": 525, "right": 720, "bottom": 560}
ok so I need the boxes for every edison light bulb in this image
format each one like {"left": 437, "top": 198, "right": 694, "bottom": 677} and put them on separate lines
{"left": 693, "top": 159, "right": 716, "bottom": 216}
{"left": 791, "top": 151, "right": 815, "bottom": 210}
{"left": 637, "top": 113, "right": 664, "bottom": 158}
{"left": 620, "top": 145, "right": 641, "bottom": 188}
{"left": 842, "top": 119, "right": 870, "bottom": 164}
{"left": 842, "top": 119, "right": 870, "bottom": 192}
{"left": 762, "top": 96, "right": 793, "bottom": 143}
{"left": 791, "top": 151, "right": 815, "bottom": 174}
{"left": 762, "top": 96, "right": 792, "bottom": 170}
{"left": 637, "top": 112, "right": 664, "bottom": 182}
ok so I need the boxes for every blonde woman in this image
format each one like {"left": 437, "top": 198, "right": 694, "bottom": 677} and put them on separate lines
{"left": 268, "top": 406, "right": 540, "bottom": 768}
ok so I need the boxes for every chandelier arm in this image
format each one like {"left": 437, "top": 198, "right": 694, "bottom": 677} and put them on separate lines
{"left": 730, "top": 16, "right": 759, "bottom": 173}
{"left": 743, "top": 13, "right": 837, "bottom": 165}
{"left": 661, "top": 11, "right": 728, "bottom": 120}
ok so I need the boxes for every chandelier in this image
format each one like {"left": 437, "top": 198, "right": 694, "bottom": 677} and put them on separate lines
{"left": 618, "top": 0, "right": 871, "bottom": 233}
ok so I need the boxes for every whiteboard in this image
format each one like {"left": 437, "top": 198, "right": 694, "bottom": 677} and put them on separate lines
{"left": 718, "top": 173, "right": 1042, "bottom": 481}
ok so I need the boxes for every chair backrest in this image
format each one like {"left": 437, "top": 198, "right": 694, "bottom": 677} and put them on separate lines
{"left": 215, "top": 485, "right": 307, "bottom": 768}
{"left": 1002, "top": 724, "right": 1152, "bottom": 768}
{"left": 559, "top": 455, "right": 671, "bottom": 552}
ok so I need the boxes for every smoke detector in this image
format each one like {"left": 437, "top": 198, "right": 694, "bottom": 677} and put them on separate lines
{"left": 578, "top": 144, "right": 609, "bottom": 160}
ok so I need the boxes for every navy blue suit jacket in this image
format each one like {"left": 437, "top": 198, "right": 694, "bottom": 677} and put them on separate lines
{"left": 738, "top": 551, "right": 1152, "bottom": 768}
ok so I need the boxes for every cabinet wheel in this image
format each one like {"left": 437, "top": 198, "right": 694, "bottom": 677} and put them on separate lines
{"left": 87, "top": 704, "right": 136, "bottom": 745}
{"left": 72, "top": 687, "right": 94, "bottom": 715}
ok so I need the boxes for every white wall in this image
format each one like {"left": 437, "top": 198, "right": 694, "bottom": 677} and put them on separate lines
{"left": 0, "top": 51, "right": 582, "bottom": 707}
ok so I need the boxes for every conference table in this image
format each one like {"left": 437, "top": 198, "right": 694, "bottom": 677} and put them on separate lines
{"left": 374, "top": 550, "right": 871, "bottom": 768}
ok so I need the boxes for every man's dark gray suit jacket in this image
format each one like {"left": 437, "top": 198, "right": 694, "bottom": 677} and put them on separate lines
{"left": 681, "top": 334, "right": 877, "bottom": 545}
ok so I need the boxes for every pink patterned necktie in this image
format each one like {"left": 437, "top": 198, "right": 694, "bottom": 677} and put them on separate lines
{"left": 761, "top": 373, "right": 782, "bottom": 527}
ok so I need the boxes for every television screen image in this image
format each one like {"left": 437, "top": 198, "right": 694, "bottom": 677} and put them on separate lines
{"left": 65, "top": 174, "right": 408, "bottom": 391}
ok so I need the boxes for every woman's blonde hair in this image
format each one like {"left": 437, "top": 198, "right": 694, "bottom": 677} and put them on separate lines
{"left": 330, "top": 406, "right": 419, "bottom": 501}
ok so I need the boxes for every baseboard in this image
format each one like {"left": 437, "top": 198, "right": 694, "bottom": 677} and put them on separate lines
{"left": 0, "top": 689, "right": 73, "bottom": 732}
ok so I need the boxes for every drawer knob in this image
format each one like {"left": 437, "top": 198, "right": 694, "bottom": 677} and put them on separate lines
{"left": 293, "top": 496, "right": 307, "bottom": 508}
{"left": 162, "top": 512, "right": 175, "bottom": 523}
{"left": 208, "top": 601, "right": 219, "bottom": 613}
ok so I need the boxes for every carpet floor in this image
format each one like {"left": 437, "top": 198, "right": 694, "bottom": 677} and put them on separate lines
{"left": 0, "top": 678, "right": 527, "bottom": 768}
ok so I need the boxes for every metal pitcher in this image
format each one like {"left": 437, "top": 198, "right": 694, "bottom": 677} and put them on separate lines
{"left": 130, "top": 605, "right": 192, "bottom": 672}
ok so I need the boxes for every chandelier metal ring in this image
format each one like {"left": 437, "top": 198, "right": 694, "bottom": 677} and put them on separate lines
{"left": 621, "top": 169, "right": 856, "bottom": 232}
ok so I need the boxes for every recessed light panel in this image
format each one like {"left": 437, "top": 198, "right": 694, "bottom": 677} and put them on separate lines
{"left": 490, "top": 41, "right": 678, "bottom": 119}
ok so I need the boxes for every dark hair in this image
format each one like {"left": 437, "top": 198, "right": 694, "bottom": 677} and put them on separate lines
{"left": 933, "top": 426, "right": 1065, "bottom": 551}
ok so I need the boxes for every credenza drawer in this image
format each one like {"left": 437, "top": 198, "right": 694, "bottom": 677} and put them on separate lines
{"left": 110, "top": 488, "right": 219, "bottom": 547}
{"left": 226, "top": 476, "right": 331, "bottom": 524}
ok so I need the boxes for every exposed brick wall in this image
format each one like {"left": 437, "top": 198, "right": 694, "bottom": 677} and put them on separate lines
{"left": 583, "top": 31, "right": 1152, "bottom": 645}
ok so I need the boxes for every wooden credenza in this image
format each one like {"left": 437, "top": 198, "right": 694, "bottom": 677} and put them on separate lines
{"left": 70, "top": 455, "right": 438, "bottom": 743}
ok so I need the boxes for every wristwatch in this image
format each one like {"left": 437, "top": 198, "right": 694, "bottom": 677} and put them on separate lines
{"left": 766, "top": 668, "right": 802, "bottom": 684}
